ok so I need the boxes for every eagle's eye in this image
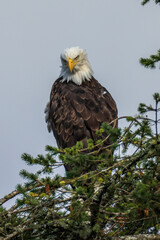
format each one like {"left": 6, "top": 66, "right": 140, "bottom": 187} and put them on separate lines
{"left": 62, "top": 58, "right": 67, "bottom": 64}
{"left": 74, "top": 55, "right": 79, "bottom": 60}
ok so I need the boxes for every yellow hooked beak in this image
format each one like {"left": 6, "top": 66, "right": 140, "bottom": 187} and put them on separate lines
{"left": 68, "top": 58, "right": 78, "bottom": 73}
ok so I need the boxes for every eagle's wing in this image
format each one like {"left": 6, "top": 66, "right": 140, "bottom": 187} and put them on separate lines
{"left": 46, "top": 77, "right": 117, "bottom": 149}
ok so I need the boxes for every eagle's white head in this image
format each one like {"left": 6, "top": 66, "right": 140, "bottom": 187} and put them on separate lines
{"left": 60, "top": 47, "right": 93, "bottom": 85}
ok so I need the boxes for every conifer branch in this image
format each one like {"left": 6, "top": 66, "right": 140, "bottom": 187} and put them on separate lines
{"left": 0, "top": 183, "right": 41, "bottom": 206}
{"left": 140, "top": 50, "right": 160, "bottom": 68}
{"left": 142, "top": 0, "right": 160, "bottom": 5}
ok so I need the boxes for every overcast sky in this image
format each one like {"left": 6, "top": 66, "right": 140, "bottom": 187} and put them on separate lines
{"left": 0, "top": 0, "right": 160, "bottom": 204}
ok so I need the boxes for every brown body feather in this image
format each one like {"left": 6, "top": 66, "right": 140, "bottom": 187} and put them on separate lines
{"left": 46, "top": 76, "right": 117, "bottom": 151}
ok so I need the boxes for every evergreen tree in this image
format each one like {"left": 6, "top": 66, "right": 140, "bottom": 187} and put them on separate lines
{"left": 0, "top": 94, "right": 160, "bottom": 239}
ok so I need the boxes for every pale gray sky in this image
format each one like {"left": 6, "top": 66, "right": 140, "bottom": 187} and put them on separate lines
{"left": 0, "top": 0, "right": 160, "bottom": 201}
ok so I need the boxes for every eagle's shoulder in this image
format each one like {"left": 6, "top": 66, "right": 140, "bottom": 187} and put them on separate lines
{"left": 82, "top": 76, "right": 117, "bottom": 120}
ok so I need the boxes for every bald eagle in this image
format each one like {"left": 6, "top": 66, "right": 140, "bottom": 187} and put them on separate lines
{"left": 45, "top": 47, "right": 117, "bottom": 169}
